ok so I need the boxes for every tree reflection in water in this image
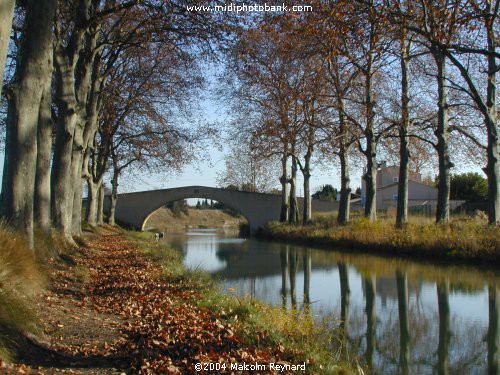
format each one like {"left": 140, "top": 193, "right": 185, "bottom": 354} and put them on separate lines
{"left": 396, "top": 270, "right": 410, "bottom": 375}
{"left": 364, "top": 276, "right": 377, "bottom": 370}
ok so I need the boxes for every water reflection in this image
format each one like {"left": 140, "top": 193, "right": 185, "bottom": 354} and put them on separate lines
{"left": 396, "top": 270, "right": 410, "bottom": 375}
{"left": 338, "top": 262, "right": 350, "bottom": 340}
{"left": 279, "top": 247, "right": 288, "bottom": 309}
{"left": 488, "top": 284, "right": 499, "bottom": 375}
{"left": 437, "top": 281, "right": 451, "bottom": 375}
{"left": 164, "top": 230, "right": 500, "bottom": 374}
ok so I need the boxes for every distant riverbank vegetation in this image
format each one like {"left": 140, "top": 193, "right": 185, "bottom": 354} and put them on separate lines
{"left": 262, "top": 214, "right": 499, "bottom": 264}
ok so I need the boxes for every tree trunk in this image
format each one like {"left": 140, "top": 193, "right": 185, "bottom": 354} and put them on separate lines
{"left": 302, "top": 155, "right": 312, "bottom": 224}
{"left": 34, "top": 67, "right": 53, "bottom": 233}
{"left": 85, "top": 179, "right": 99, "bottom": 226}
{"left": 0, "top": 0, "right": 15, "bottom": 93}
{"left": 363, "top": 136, "right": 377, "bottom": 221}
{"left": 437, "top": 281, "right": 450, "bottom": 375}
{"left": 337, "top": 107, "right": 351, "bottom": 225}
{"left": 51, "top": 64, "right": 78, "bottom": 242}
{"left": 486, "top": 18, "right": 500, "bottom": 225}
{"left": 71, "top": 161, "right": 84, "bottom": 236}
{"left": 396, "top": 270, "right": 410, "bottom": 375}
{"left": 97, "top": 183, "right": 104, "bottom": 226}
{"left": 108, "top": 169, "right": 119, "bottom": 226}
{"left": 434, "top": 50, "right": 452, "bottom": 224}
{"left": 363, "top": 59, "right": 377, "bottom": 221}
{"left": 70, "top": 116, "right": 86, "bottom": 236}
{"left": 289, "top": 154, "right": 299, "bottom": 224}
{"left": 280, "top": 151, "right": 289, "bottom": 222}
{"left": 1, "top": 0, "right": 56, "bottom": 248}
{"left": 397, "top": 37, "right": 411, "bottom": 229}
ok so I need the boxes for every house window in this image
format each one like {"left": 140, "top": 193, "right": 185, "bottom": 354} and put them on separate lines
{"left": 393, "top": 177, "right": 399, "bottom": 182}
{"left": 393, "top": 194, "right": 398, "bottom": 200}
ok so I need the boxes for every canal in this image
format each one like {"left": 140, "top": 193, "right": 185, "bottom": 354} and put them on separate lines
{"left": 163, "top": 229, "right": 499, "bottom": 374}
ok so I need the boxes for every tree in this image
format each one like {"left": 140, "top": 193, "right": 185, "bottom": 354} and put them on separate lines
{"left": 0, "top": 0, "right": 57, "bottom": 248}
{"left": 312, "top": 185, "right": 338, "bottom": 201}
{"left": 216, "top": 140, "right": 279, "bottom": 193}
{"left": 224, "top": 25, "right": 304, "bottom": 223}
{"left": 431, "top": 0, "right": 500, "bottom": 225}
{"left": 339, "top": 1, "right": 395, "bottom": 222}
{"left": 450, "top": 172, "right": 488, "bottom": 202}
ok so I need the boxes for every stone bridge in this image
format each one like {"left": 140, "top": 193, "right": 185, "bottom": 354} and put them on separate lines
{"left": 104, "top": 186, "right": 338, "bottom": 232}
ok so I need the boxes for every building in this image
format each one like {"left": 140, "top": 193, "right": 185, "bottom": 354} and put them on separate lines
{"left": 361, "top": 164, "right": 463, "bottom": 211}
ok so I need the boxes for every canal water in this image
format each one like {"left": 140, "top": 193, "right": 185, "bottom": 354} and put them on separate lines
{"left": 163, "top": 229, "right": 499, "bottom": 375}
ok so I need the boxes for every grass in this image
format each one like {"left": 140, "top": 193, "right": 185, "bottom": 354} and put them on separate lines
{"left": 0, "top": 223, "right": 44, "bottom": 362}
{"left": 261, "top": 214, "right": 499, "bottom": 264}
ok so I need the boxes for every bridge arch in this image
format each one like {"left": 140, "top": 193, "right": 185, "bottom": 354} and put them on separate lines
{"left": 104, "top": 185, "right": 339, "bottom": 233}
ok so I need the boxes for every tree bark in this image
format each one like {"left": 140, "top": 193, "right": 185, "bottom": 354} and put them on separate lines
{"left": 396, "top": 36, "right": 411, "bottom": 228}
{"left": 0, "top": 0, "right": 15, "bottom": 93}
{"left": 51, "top": 0, "right": 94, "bottom": 243}
{"left": 70, "top": 34, "right": 99, "bottom": 237}
{"left": 289, "top": 154, "right": 300, "bottom": 224}
{"left": 337, "top": 106, "right": 351, "bottom": 225}
{"left": 363, "top": 55, "right": 377, "bottom": 222}
{"left": 51, "top": 63, "right": 78, "bottom": 241}
{"left": 1, "top": 0, "right": 57, "bottom": 248}
{"left": 302, "top": 150, "right": 312, "bottom": 224}
{"left": 280, "top": 150, "right": 289, "bottom": 222}
{"left": 108, "top": 169, "right": 119, "bottom": 226}
{"left": 485, "top": 14, "right": 500, "bottom": 225}
{"left": 97, "top": 183, "right": 105, "bottom": 226}
{"left": 85, "top": 179, "right": 99, "bottom": 227}
{"left": 363, "top": 135, "right": 378, "bottom": 221}
{"left": 433, "top": 49, "right": 452, "bottom": 224}
{"left": 34, "top": 66, "right": 53, "bottom": 233}
{"left": 70, "top": 154, "right": 84, "bottom": 236}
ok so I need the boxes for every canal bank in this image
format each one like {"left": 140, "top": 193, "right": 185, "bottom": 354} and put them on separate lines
{"left": 258, "top": 218, "right": 500, "bottom": 265}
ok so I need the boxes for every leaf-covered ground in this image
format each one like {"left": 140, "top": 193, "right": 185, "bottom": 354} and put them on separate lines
{"left": 6, "top": 229, "right": 311, "bottom": 374}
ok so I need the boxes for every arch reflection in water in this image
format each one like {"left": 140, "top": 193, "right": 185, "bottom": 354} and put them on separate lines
{"left": 164, "top": 230, "right": 498, "bottom": 374}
